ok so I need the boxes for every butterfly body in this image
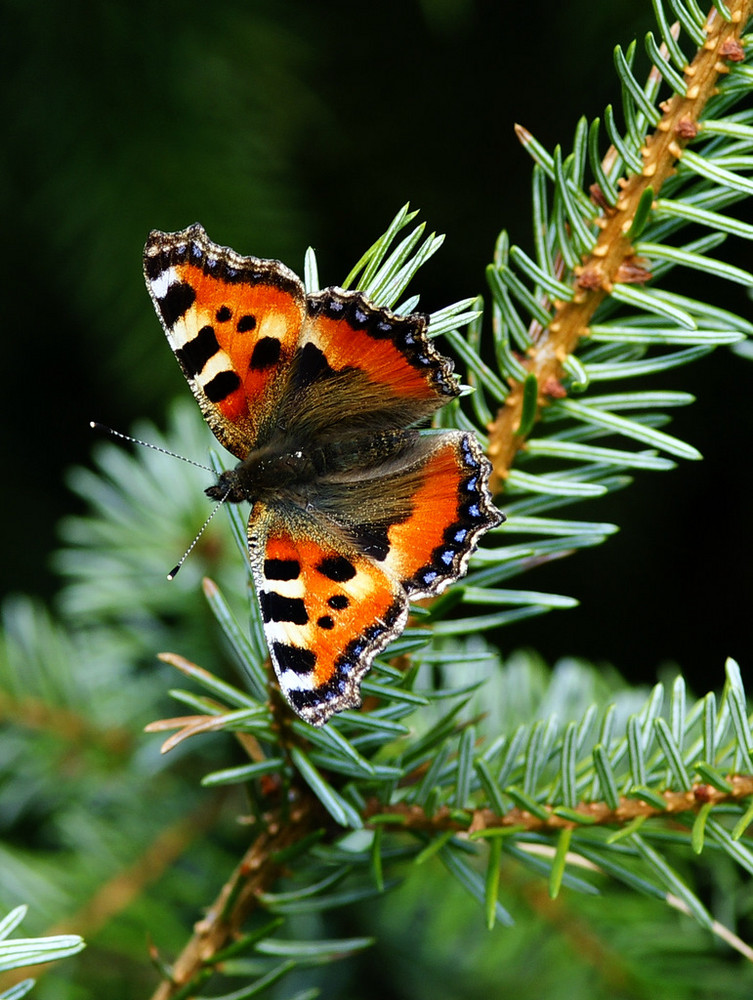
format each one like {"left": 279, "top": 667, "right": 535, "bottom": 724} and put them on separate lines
{"left": 206, "top": 428, "right": 422, "bottom": 504}
{"left": 145, "top": 224, "right": 501, "bottom": 725}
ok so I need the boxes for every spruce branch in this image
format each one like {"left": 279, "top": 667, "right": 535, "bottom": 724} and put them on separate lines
{"left": 148, "top": 800, "right": 323, "bottom": 1000}
{"left": 145, "top": 607, "right": 753, "bottom": 973}
{"left": 486, "top": 0, "right": 753, "bottom": 488}
{"left": 362, "top": 774, "right": 753, "bottom": 837}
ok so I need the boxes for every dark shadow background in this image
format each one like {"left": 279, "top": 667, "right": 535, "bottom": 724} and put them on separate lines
{"left": 2, "top": 0, "right": 751, "bottom": 693}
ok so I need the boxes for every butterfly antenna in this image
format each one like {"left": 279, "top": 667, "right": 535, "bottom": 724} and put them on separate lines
{"left": 167, "top": 488, "right": 232, "bottom": 580}
{"left": 90, "top": 422, "right": 214, "bottom": 474}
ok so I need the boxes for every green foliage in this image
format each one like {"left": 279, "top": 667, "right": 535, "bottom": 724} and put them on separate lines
{"left": 1, "top": 1, "right": 753, "bottom": 997}
{"left": 0, "top": 907, "right": 83, "bottom": 1000}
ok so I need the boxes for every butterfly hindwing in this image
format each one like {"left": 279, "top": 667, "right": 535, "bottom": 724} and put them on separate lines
{"left": 310, "top": 430, "right": 501, "bottom": 598}
{"left": 367, "top": 431, "right": 500, "bottom": 599}
{"left": 248, "top": 503, "right": 408, "bottom": 726}
{"left": 246, "top": 430, "right": 501, "bottom": 725}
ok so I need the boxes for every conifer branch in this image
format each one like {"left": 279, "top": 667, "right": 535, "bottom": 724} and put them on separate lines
{"left": 363, "top": 774, "right": 753, "bottom": 836}
{"left": 486, "top": 0, "right": 752, "bottom": 489}
{"left": 148, "top": 800, "right": 323, "bottom": 1000}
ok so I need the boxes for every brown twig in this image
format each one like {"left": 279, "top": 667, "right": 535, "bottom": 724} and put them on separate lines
{"left": 364, "top": 774, "right": 753, "bottom": 835}
{"left": 487, "top": 0, "right": 752, "bottom": 492}
{"left": 148, "top": 798, "right": 323, "bottom": 1000}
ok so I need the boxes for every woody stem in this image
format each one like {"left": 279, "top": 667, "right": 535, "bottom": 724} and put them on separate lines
{"left": 486, "top": 0, "right": 752, "bottom": 492}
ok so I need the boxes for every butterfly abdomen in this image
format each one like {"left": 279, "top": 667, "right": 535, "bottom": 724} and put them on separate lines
{"left": 207, "top": 428, "right": 427, "bottom": 505}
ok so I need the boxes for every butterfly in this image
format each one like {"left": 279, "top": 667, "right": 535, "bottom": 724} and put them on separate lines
{"left": 144, "top": 224, "right": 502, "bottom": 726}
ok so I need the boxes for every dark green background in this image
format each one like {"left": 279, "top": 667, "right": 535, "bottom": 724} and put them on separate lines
{"left": 2, "top": 0, "right": 751, "bottom": 691}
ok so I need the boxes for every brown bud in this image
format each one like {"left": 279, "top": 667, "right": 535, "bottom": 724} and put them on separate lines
{"left": 615, "top": 258, "right": 653, "bottom": 284}
{"left": 675, "top": 117, "right": 699, "bottom": 139}
{"left": 542, "top": 377, "right": 567, "bottom": 399}
{"left": 576, "top": 267, "right": 603, "bottom": 291}
{"left": 720, "top": 39, "right": 745, "bottom": 62}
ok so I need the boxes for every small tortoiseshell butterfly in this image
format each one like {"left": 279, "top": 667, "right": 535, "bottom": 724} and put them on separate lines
{"left": 144, "top": 224, "right": 502, "bottom": 726}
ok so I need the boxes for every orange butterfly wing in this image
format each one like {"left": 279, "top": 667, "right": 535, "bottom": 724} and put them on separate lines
{"left": 144, "top": 224, "right": 306, "bottom": 458}
{"left": 250, "top": 432, "right": 500, "bottom": 726}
